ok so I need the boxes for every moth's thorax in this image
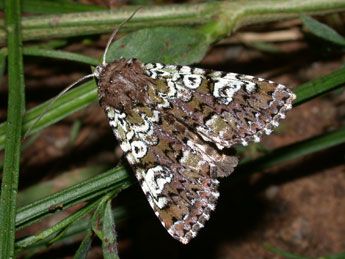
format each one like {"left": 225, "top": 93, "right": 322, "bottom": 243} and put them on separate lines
{"left": 97, "top": 58, "right": 153, "bottom": 113}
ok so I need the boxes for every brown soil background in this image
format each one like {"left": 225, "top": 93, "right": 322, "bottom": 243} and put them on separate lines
{"left": 0, "top": 3, "right": 344, "bottom": 259}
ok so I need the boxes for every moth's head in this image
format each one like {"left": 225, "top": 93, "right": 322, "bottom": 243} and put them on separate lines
{"left": 94, "top": 64, "right": 105, "bottom": 80}
{"left": 97, "top": 58, "right": 151, "bottom": 113}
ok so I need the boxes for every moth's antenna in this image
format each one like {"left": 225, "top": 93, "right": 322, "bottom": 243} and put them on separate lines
{"left": 102, "top": 7, "right": 142, "bottom": 66}
{"left": 24, "top": 8, "right": 142, "bottom": 139}
{"left": 23, "top": 74, "right": 94, "bottom": 139}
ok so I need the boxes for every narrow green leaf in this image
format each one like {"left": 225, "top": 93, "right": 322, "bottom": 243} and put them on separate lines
{"left": 33, "top": 39, "right": 68, "bottom": 49}
{"left": 23, "top": 47, "right": 99, "bottom": 66}
{"left": 47, "top": 222, "right": 73, "bottom": 244}
{"left": 0, "top": 80, "right": 97, "bottom": 150}
{"left": 107, "top": 27, "right": 209, "bottom": 65}
{"left": 15, "top": 198, "right": 100, "bottom": 251}
{"left": 0, "top": 0, "right": 25, "bottom": 258}
{"left": 250, "top": 41, "right": 282, "bottom": 53}
{"left": 0, "top": 80, "right": 98, "bottom": 151}
{"left": 102, "top": 200, "right": 119, "bottom": 259}
{"left": 129, "top": 0, "right": 153, "bottom": 5}
{"left": 16, "top": 166, "right": 133, "bottom": 230}
{"left": 293, "top": 66, "right": 345, "bottom": 106}
{"left": 91, "top": 199, "right": 107, "bottom": 240}
{"left": 18, "top": 205, "right": 129, "bottom": 256}
{"left": 264, "top": 243, "right": 312, "bottom": 259}
{"left": 300, "top": 13, "right": 345, "bottom": 46}
{"left": 17, "top": 165, "right": 110, "bottom": 208}
{"left": 74, "top": 229, "right": 93, "bottom": 259}
{"left": 69, "top": 119, "right": 83, "bottom": 147}
{"left": 0, "top": 48, "right": 7, "bottom": 86}
{"left": 90, "top": 191, "right": 116, "bottom": 240}
{"left": 323, "top": 251, "right": 345, "bottom": 259}
{"left": 23, "top": 80, "right": 96, "bottom": 135}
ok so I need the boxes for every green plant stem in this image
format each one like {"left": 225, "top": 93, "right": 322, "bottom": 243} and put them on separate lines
{"left": 16, "top": 166, "right": 132, "bottom": 230}
{"left": 0, "top": 0, "right": 25, "bottom": 258}
{"left": 17, "top": 205, "right": 129, "bottom": 255}
{"left": 200, "top": 0, "right": 345, "bottom": 43}
{"left": 15, "top": 197, "right": 102, "bottom": 251}
{"left": 0, "top": 0, "right": 106, "bottom": 14}
{"left": 0, "top": 0, "right": 344, "bottom": 43}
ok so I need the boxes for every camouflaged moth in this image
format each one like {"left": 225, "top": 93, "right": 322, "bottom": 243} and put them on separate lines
{"left": 92, "top": 10, "right": 296, "bottom": 244}
{"left": 29, "top": 10, "right": 295, "bottom": 244}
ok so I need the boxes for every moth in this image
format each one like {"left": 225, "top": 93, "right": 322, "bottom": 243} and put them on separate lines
{"left": 91, "top": 11, "right": 296, "bottom": 244}
{"left": 34, "top": 10, "right": 295, "bottom": 244}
